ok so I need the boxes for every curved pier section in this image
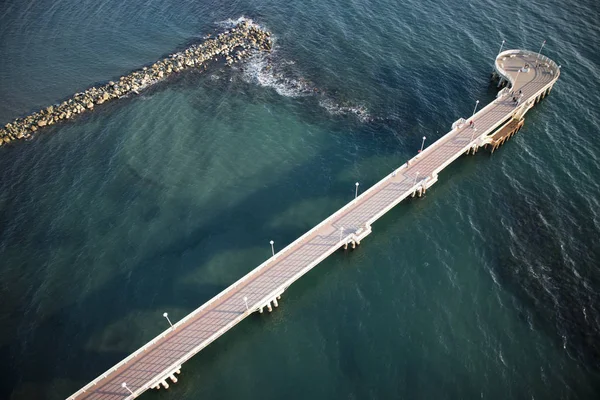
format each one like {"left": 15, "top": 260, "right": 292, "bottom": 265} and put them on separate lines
{"left": 474, "top": 49, "right": 560, "bottom": 152}
{"left": 68, "top": 49, "right": 559, "bottom": 400}
{"left": 0, "top": 20, "right": 272, "bottom": 146}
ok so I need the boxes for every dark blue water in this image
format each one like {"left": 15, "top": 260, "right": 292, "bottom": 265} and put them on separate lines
{"left": 1, "top": 0, "right": 600, "bottom": 399}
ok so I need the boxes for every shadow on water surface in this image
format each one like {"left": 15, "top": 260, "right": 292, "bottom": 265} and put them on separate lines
{"left": 0, "top": 106, "right": 402, "bottom": 400}
{"left": 475, "top": 146, "right": 600, "bottom": 381}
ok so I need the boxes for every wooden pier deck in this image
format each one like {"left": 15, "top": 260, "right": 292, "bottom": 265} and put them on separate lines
{"left": 68, "top": 49, "right": 560, "bottom": 400}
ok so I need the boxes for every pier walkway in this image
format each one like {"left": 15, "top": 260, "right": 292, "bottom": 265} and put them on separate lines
{"left": 68, "top": 49, "right": 560, "bottom": 400}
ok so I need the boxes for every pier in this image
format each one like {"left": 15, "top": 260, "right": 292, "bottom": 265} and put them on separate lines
{"left": 68, "top": 49, "right": 560, "bottom": 400}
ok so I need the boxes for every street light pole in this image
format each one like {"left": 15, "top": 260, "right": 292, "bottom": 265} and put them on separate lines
{"left": 536, "top": 40, "right": 546, "bottom": 61}
{"left": 122, "top": 382, "right": 134, "bottom": 395}
{"left": 413, "top": 171, "right": 420, "bottom": 186}
{"left": 498, "top": 39, "right": 505, "bottom": 56}
{"left": 355, "top": 182, "right": 360, "bottom": 199}
{"left": 270, "top": 240, "right": 275, "bottom": 256}
{"left": 419, "top": 136, "right": 426, "bottom": 153}
{"left": 472, "top": 100, "right": 480, "bottom": 116}
{"left": 243, "top": 296, "right": 249, "bottom": 311}
{"left": 339, "top": 226, "right": 344, "bottom": 242}
{"left": 163, "top": 312, "right": 173, "bottom": 328}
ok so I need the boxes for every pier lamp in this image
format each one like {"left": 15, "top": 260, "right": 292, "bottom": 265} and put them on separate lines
{"left": 122, "top": 382, "right": 134, "bottom": 394}
{"left": 340, "top": 226, "right": 345, "bottom": 242}
{"left": 163, "top": 312, "right": 173, "bottom": 328}
{"left": 498, "top": 39, "right": 505, "bottom": 56}
{"left": 270, "top": 240, "right": 275, "bottom": 256}
{"left": 536, "top": 40, "right": 546, "bottom": 61}
{"left": 472, "top": 100, "right": 480, "bottom": 116}
{"left": 243, "top": 296, "right": 249, "bottom": 311}
{"left": 413, "top": 171, "right": 420, "bottom": 186}
{"left": 355, "top": 182, "right": 360, "bottom": 199}
{"left": 419, "top": 136, "right": 426, "bottom": 153}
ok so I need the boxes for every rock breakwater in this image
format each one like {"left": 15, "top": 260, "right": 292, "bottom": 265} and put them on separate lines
{"left": 0, "top": 20, "right": 272, "bottom": 146}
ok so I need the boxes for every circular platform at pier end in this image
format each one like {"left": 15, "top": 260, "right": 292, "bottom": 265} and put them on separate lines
{"left": 495, "top": 49, "right": 560, "bottom": 93}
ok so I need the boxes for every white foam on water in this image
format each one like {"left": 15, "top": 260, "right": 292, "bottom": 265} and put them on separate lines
{"left": 318, "top": 98, "right": 372, "bottom": 122}
{"left": 215, "top": 16, "right": 373, "bottom": 122}
{"left": 216, "top": 16, "right": 261, "bottom": 29}
{"left": 241, "top": 51, "right": 373, "bottom": 122}
{"left": 241, "top": 51, "right": 315, "bottom": 98}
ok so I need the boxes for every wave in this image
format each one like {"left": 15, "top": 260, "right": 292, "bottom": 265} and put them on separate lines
{"left": 241, "top": 51, "right": 316, "bottom": 98}
{"left": 216, "top": 16, "right": 261, "bottom": 30}
{"left": 318, "top": 98, "right": 371, "bottom": 123}
{"left": 239, "top": 47, "right": 373, "bottom": 122}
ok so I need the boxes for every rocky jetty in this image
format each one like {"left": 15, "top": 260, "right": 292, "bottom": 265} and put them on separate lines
{"left": 0, "top": 20, "right": 272, "bottom": 146}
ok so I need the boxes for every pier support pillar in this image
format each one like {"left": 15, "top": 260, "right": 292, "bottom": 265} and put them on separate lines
{"left": 259, "top": 307, "right": 264, "bottom": 313}
{"left": 169, "top": 374, "right": 178, "bottom": 383}
{"left": 273, "top": 298, "right": 279, "bottom": 307}
{"left": 351, "top": 241, "right": 356, "bottom": 249}
{"left": 161, "top": 380, "right": 170, "bottom": 389}
{"left": 267, "top": 302, "right": 273, "bottom": 312}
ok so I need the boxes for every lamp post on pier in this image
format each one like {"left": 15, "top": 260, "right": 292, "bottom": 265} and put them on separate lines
{"left": 498, "top": 39, "right": 505, "bottom": 56}
{"left": 339, "top": 226, "right": 344, "bottom": 242}
{"left": 536, "top": 40, "right": 546, "bottom": 61}
{"left": 413, "top": 171, "right": 420, "bottom": 186}
{"left": 122, "top": 382, "right": 134, "bottom": 395}
{"left": 270, "top": 240, "right": 275, "bottom": 257}
{"left": 472, "top": 100, "right": 480, "bottom": 116}
{"left": 163, "top": 312, "right": 173, "bottom": 328}
{"left": 243, "top": 296, "right": 249, "bottom": 311}
{"left": 355, "top": 182, "right": 360, "bottom": 199}
{"left": 419, "top": 136, "right": 426, "bottom": 153}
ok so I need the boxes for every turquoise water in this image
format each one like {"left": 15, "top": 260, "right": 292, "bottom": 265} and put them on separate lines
{"left": 1, "top": 0, "right": 600, "bottom": 399}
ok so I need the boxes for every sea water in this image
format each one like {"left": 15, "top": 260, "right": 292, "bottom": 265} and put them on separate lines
{"left": 1, "top": 0, "right": 599, "bottom": 399}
